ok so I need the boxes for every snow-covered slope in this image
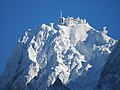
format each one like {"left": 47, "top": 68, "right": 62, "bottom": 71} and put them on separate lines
{"left": 95, "top": 40, "right": 120, "bottom": 90}
{"left": 0, "top": 16, "right": 116, "bottom": 90}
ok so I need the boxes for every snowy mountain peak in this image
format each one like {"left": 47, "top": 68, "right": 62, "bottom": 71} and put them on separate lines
{"left": 0, "top": 16, "right": 117, "bottom": 90}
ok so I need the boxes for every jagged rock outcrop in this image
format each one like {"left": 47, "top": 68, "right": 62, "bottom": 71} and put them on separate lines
{"left": 48, "top": 77, "right": 70, "bottom": 90}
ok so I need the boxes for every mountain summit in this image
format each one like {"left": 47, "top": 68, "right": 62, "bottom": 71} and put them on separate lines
{"left": 0, "top": 16, "right": 116, "bottom": 90}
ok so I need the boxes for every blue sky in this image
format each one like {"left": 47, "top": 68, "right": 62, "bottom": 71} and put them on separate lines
{"left": 0, "top": 0, "right": 120, "bottom": 74}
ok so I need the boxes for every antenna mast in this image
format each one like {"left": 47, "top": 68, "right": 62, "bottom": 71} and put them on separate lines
{"left": 60, "top": 10, "right": 63, "bottom": 17}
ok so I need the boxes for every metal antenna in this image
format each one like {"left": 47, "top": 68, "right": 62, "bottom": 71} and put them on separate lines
{"left": 60, "top": 10, "right": 63, "bottom": 17}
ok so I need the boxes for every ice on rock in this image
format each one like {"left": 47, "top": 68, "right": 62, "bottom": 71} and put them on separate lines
{"left": 102, "top": 26, "right": 108, "bottom": 35}
{"left": 0, "top": 16, "right": 117, "bottom": 90}
{"left": 27, "top": 44, "right": 37, "bottom": 62}
{"left": 50, "top": 23, "right": 54, "bottom": 29}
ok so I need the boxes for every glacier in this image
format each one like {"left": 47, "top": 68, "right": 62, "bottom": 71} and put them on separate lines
{"left": 0, "top": 16, "right": 117, "bottom": 90}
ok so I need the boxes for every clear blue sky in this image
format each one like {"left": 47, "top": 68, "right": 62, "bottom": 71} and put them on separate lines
{"left": 0, "top": 0, "right": 120, "bottom": 74}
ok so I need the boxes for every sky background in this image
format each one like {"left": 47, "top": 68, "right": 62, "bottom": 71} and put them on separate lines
{"left": 0, "top": 0, "right": 120, "bottom": 74}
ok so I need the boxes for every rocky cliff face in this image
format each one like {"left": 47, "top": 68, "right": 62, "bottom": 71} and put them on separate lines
{"left": 95, "top": 40, "right": 120, "bottom": 90}
{"left": 0, "top": 16, "right": 116, "bottom": 90}
{"left": 48, "top": 76, "right": 70, "bottom": 90}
